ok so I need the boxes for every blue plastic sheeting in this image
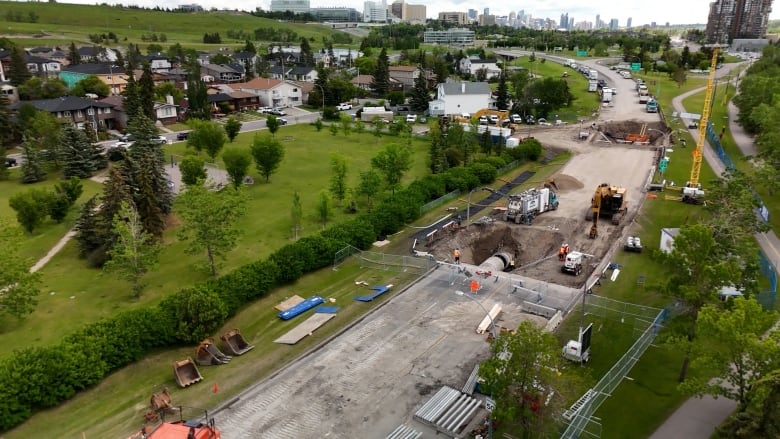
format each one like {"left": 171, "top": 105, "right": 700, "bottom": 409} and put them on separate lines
{"left": 354, "top": 285, "right": 390, "bottom": 302}
{"left": 278, "top": 296, "right": 325, "bottom": 320}
{"left": 315, "top": 306, "right": 340, "bottom": 314}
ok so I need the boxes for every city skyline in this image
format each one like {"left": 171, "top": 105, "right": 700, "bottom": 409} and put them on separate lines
{"left": 62, "top": 0, "right": 780, "bottom": 25}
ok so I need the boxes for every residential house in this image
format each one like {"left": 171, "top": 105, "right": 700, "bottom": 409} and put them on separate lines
{"left": 0, "top": 49, "right": 10, "bottom": 82}
{"left": 314, "top": 48, "right": 361, "bottom": 68}
{"left": 350, "top": 74, "right": 374, "bottom": 91}
{"left": 25, "top": 54, "right": 61, "bottom": 78}
{"left": 77, "top": 46, "right": 118, "bottom": 63}
{"left": 154, "top": 97, "right": 179, "bottom": 125}
{"left": 289, "top": 80, "right": 314, "bottom": 107}
{"left": 388, "top": 65, "right": 419, "bottom": 90}
{"left": 99, "top": 95, "right": 127, "bottom": 128}
{"left": 11, "top": 96, "right": 117, "bottom": 130}
{"left": 206, "top": 91, "right": 233, "bottom": 114}
{"left": 458, "top": 58, "right": 501, "bottom": 79}
{"left": 1, "top": 83, "right": 19, "bottom": 104}
{"left": 268, "top": 63, "right": 292, "bottom": 80}
{"left": 230, "top": 77, "right": 303, "bottom": 108}
{"left": 200, "top": 64, "right": 243, "bottom": 83}
{"left": 59, "top": 63, "right": 126, "bottom": 95}
{"left": 289, "top": 66, "right": 318, "bottom": 82}
{"left": 146, "top": 54, "right": 172, "bottom": 73}
{"left": 428, "top": 81, "right": 491, "bottom": 116}
{"left": 212, "top": 84, "right": 262, "bottom": 112}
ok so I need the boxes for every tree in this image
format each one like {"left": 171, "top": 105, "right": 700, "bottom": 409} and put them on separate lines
{"left": 223, "top": 117, "right": 242, "bottom": 143}
{"left": 122, "top": 67, "right": 142, "bottom": 118}
{"left": 19, "top": 143, "right": 46, "bottom": 184}
{"left": 74, "top": 195, "right": 108, "bottom": 265}
{"left": 50, "top": 177, "right": 83, "bottom": 224}
{"left": 67, "top": 42, "right": 81, "bottom": 65}
{"left": 249, "top": 134, "right": 285, "bottom": 183}
{"left": 0, "top": 92, "right": 13, "bottom": 153}
{"left": 186, "top": 64, "right": 210, "bottom": 120}
{"left": 371, "top": 47, "right": 390, "bottom": 96}
{"left": 479, "top": 322, "right": 576, "bottom": 436}
{"left": 372, "top": 117, "right": 386, "bottom": 139}
{"left": 61, "top": 126, "right": 98, "bottom": 178}
{"left": 176, "top": 181, "right": 246, "bottom": 276}
{"left": 291, "top": 190, "right": 302, "bottom": 240}
{"left": 266, "top": 115, "right": 281, "bottom": 136}
{"left": 25, "top": 110, "right": 63, "bottom": 170}
{"left": 660, "top": 224, "right": 745, "bottom": 382}
{"left": 153, "top": 82, "right": 184, "bottom": 105}
{"left": 371, "top": 143, "right": 413, "bottom": 195}
{"left": 187, "top": 120, "right": 227, "bottom": 160}
{"left": 715, "top": 369, "right": 780, "bottom": 438}
{"left": 0, "top": 220, "right": 41, "bottom": 319}
{"left": 680, "top": 297, "right": 780, "bottom": 409}
{"left": 18, "top": 77, "right": 68, "bottom": 100}
{"left": 329, "top": 153, "right": 348, "bottom": 206}
{"left": 71, "top": 75, "right": 110, "bottom": 98}
{"left": 356, "top": 168, "right": 381, "bottom": 210}
{"left": 138, "top": 63, "right": 155, "bottom": 119}
{"left": 8, "top": 45, "right": 31, "bottom": 86}
{"left": 495, "top": 72, "right": 510, "bottom": 110}
{"left": 179, "top": 154, "right": 207, "bottom": 186}
{"left": 409, "top": 70, "right": 431, "bottom": 113}
{"left": 103, "top": 201, "right": 161, "bottom": 298}
{"left": 317, "top": 190, "right": 331, "bottom": 227}
{"left": 299, "top": 37, "right": 314, "bottom": 65}
{"left": 9, "top": 189, "right": 52, "bottom": 233}
{"left": 125, "top": 113, "right": 174, "bottom": 225}
{"left": 222, "top": 147, "right": 252, "bottom": 189}
{"left": 329, "top": 123, "right": 339, "bottom": 136}
{"left": 340, "top": 114, "right": 352, "bottom": 136}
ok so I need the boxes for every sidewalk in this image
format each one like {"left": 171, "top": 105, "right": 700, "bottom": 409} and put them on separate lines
{"left": 650, "top": 69, "right": 780, "bottom": 439}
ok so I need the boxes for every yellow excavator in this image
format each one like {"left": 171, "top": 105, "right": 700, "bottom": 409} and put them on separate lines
{"left": 585, "top": 183, "right": 627, "bottom": 238}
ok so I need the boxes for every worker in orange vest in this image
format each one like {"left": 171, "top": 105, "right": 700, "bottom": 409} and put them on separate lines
{"left": 454, "top": 248, "right": 461, "bottom": 265}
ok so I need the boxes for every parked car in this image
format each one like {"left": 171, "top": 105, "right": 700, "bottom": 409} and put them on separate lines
{"left": 278, "top": 118, "right": 289, "bottom": 125}
{"left": 152, "top": 135, "right": 168, "bottom": 145}
{"left": 478, "top": 115, "right": 488, "bottom": 125}
{"left": 597, "top": 79, "right": 607, "bottom": 88}
{"left": 337, "top": 103, "right": 352, "bottom": 111}
{"left": 176, "top": 131, "right": 190, "bottom": 141}
{"left": 4, "top": 157, "right": 17, "bottom": 167}
{"left": 268, "top": 108, "right": 286, "bottom": 116}
{"left": 510, "top": 114, "right": 522, "bottom": 124}
{"left": 406, "top": 114, "right": 417, "bottom": 123}
{"left": 118, "top": 134, "right": 134, "bottom": 143}
{"left": 488, "top": 114, "right": 499, "bottom": 124}
{"left": 525, "top": 115, "right": 536, "bottom": 125}
{"left": 537, "top": 118, "right": 552, "bottom": 126}
{"left": 258, "top": 106, "right": 272, "bottom": 113}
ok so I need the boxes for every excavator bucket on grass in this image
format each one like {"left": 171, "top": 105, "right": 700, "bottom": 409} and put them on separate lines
{"left": 173, "top": 357, "right": 203, "bottom": 388}
{"left": 195, "top": 338, "right": 232, "bottom": 366}
{"left": 220, "top": 328, "right": 255, "bottom": 356}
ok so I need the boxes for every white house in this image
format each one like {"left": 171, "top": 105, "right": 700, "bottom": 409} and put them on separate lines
{"left": 230, "top": 77, "right": 303, "bottom": 108}
{"left": 428, "top": 81, "right": 491, "bottom": 116}
{"left": 147, "top": 55, "right": 172, "bottom": 73}
{"left": 458, "top": 57, "right": 501, "bottom": 79}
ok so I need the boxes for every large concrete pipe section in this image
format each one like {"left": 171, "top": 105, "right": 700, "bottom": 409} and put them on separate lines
{"left": 478, "top": 251, "right": 513, "bottom": 272}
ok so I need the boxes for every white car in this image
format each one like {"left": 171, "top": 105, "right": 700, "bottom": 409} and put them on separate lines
{"left": 510, "top": 114, "right": 522, "bottom": 124}
{"left": 478, "top": 115, "right": 488, "bottom": 125}
{"left": 336, "top": 103, "right": 352, "bottom": 110}
{"left": 488, "top": 115, "right": 499, "bottom": 124}
{"left": 405, "top": 114, "right": 417, "bottom": 123}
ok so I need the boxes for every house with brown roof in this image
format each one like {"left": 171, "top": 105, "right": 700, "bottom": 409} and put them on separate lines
{"left": 351, "top": 74, "right": 374, "bottom": 91}
{"left": 388, "top": 65, "right": 420, "bottom": 89}
{"left": 229, "top": 78, "right": 303, "bottom": 108}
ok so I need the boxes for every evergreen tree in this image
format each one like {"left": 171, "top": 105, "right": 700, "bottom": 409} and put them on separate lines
{"left": 371, "top": 48, "right": 390, "bottom": 96}
{"left": 8, "top": 45, "right": 31, "bottom": 86}
{"left": 186, "top": 72, "right": 210, "bottom": 120}
{"left": 61, "top": 126, "right": 95, "bottom": 179}
{"left": 495, "top": 72, "right": 510, "bottom": 110}
{"left": 73, "top": 196, "right": 103, "bottom": 260}
{"left": 130, "top": 153, "right": 166, "bottom": 237}
{"left": 138, "top": 62, "right": 155, "bottom": 120}
{"left": 122, "top": 67, "right": 142, "bottom": 119}
{"left": 409, "top": 69, "right": 431, "bottom": 113}
{"left": 0, "top": 92, "right": 13, "bottom": 151}
{"left": 67, "top": 42, "right": 80, "bottom": 65}
{"left": 126, "top": 114, "right": 173, "bottom": 218}
{"left": 300, "top": 37, "right": 314, "bottom": 65}
{"left": 20, "top": 143, "right": 46, "bottom": 184}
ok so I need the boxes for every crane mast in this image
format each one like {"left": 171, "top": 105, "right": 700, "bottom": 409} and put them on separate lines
{"left": 688, "top": 47, "right": 722, "bottom": 188}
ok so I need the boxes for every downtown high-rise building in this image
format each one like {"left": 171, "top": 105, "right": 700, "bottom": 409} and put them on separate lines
{"left": 626, "top": 17, "right": 632, "bottom": 29}
{"left": 595, "top": 14, "right": 601, "bottom": 29}
{"left": 705, "top": 0, "right": 774, "bottom": 43}
{"left": 560, "top": 12, "right": 569, "bottom": 28}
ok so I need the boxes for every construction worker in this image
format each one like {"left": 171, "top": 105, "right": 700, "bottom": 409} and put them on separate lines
{"left": 454, "top": 248, "right": 461, "bottom": 265}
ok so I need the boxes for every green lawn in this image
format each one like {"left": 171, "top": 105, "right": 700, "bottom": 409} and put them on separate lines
{"left": 3, "top": 258, "right": 419, "bottom": 439}
{"left": 0, "top": 1, "right": 350, "bottom": 48}
{"left": 0, "top": 125, "right": 430, "bottom": 357}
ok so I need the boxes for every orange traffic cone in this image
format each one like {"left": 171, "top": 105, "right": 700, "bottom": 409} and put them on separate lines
{"left": 212, "top": 382, "right": 219, "bottom": 394}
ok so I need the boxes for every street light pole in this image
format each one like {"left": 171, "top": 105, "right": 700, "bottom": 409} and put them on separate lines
{"left": 454, "top": 290, "right": 498, "bottom": 341}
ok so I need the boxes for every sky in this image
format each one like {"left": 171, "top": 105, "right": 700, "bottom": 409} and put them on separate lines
{"left": 66, "top": 0, "right": 780, "bottom": 26}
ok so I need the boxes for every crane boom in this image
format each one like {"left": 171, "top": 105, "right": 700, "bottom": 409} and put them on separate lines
{"left": 689, "top": 47, "right": 721, "bottom": 187}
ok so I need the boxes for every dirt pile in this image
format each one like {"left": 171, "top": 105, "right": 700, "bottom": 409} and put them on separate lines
{"left": 549, "top": 174, "right": 584, "bottom": 192}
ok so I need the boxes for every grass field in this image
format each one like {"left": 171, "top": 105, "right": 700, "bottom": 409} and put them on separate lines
{"left": 0, "top": 1, "right": 348, "bottom": 48}
{"left": 0, "top": 124, "right": 431, "bottom": 357}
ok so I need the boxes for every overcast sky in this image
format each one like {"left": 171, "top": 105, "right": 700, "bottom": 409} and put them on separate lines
{"left": 72, "top": 0, "right": 780, "bottom": 26}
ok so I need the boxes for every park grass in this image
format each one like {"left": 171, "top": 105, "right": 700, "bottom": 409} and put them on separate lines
{"left": 0, "top": 1, "right": 348, "bottom": 48}
{"left": 0, "top": 125, "right": 431, "bottom": 357}
{"left": 3, "top": 258, "right": 420, "bottom": 439}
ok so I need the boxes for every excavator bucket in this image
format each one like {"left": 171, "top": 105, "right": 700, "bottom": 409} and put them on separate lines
{"left": 195, "top": 338, "right": 232, "bottom": 366}
{"left": 173, "top": 357, "right": 203, "bottom": 388}
{"left": 220, "top": 328, "right": 255, "bottom": 356}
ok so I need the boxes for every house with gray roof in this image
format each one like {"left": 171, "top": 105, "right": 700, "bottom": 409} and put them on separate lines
{"left": 11, "top": 96, "right": 117, "bottom": 130}
{"left": 428, "top": 81, "right": 492, "bottom": 116}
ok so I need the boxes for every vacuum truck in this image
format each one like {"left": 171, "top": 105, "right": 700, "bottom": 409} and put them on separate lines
{"left": 505, "top": 186, "right": 559, "bottom": 225}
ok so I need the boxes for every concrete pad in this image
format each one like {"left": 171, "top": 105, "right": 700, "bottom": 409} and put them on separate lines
{"left": 274, "top": 313, "right": 335, "bottom": 345}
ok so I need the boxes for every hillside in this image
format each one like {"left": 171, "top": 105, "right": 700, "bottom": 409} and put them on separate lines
{"left": 0, "top": 1, "right": 348, "bottom": 47}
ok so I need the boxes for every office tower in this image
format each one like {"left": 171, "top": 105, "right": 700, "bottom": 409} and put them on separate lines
{"left": 706, "top": 0, "right": 774, "bottom": 43}
{"left": 626, "top": 17, "right": 632, "bottom": 29}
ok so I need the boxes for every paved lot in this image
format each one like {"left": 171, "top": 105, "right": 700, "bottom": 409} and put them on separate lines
{"left": 214, "top": 266, "right": 567, "bottom": 438}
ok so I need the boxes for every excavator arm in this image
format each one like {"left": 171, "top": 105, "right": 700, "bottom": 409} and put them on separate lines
{"left": 588, "top": 191, "right": 601, "bottom": 239}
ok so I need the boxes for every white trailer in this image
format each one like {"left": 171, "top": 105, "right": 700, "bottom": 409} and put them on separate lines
{"left": 601, "top": 88, "right": 613, "bottom": 103}
{"left": 588, "top": 80, "right": 598, "bottom": 92}
{"left": 588, "top": 69, "right": 598, "bottom": 80}
{"left": 505, "top": 187, "right": 559, "bottom": 224}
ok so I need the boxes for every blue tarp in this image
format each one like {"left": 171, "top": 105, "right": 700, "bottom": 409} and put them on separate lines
{"left": 278, "top": 295, "right": 325, "bottom": 320}
{"left": 315, "top": 306, "right": 340, "bottom": 314}
{"left": 354, "top": 285, "right": 391, "bottom": 302}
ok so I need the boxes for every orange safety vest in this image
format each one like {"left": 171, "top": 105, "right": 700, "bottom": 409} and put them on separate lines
{"left": 454, "top": 249, "right": 460, "bottom": 258}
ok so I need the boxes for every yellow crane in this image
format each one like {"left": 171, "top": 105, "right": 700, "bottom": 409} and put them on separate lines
{"left": 683, "top": 45, "right": 726, "bottom": 204}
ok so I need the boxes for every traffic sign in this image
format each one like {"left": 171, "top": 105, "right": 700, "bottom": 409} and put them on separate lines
{"left": 659, "top": 158, "right": 669, "bottom": 174}
{"left": 576, "top": 50, "right": 587, "bottom": 57}
{"left": 631, "top": 62, "right": 641, "bottom": 71}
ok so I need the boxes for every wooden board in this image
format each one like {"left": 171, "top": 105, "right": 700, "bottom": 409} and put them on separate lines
{"left": 274, "top": 314, "right": 336, "bottom": 345}
{"left": 275, "top": 295, "right": 304, "bottom": 312}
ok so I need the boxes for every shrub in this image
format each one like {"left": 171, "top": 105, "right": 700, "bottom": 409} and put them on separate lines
{"left": 158, "top": 286, "right": 228, "bottom": 344}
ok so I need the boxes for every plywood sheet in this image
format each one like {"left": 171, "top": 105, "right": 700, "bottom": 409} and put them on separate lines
{"left": 274, "top": 313, "right": 336, "bottom": 345}
{"left": 275, "top": 295, "right": 304, "bottom": 312}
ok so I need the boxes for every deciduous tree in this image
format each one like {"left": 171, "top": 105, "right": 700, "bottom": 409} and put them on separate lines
{"left": 371, "top": 143, "right": 413, "bottom": 195}
{"left": 103, "top": 201, "right": 162, "bottom": 298}
{"left": 8, "top": 188, "right": 52, "bottom": 233}
{"left": 356, "top": 168, "right": 381, "bottom": 210}
{"left": 329, "top": 153, "right": 348, "bottom": 206}
{"left": 222, "top": 146, "right": 252, "bottom": 189}
{"left": 176, "top": 181, "right": 246, "bottom": 276}
{"left": 291, "top": 190, "right": 302, "bottom": 240}
{"left": 224, "top": 117, "right": 242, "bottom": 142}
{"left": 179, "top": 154, "right": 207, "bottom": 186}
{"left": 249, "top": 134, "right": 285, "bottom": 183}
{"left": 71, "top": 75, "right": 110, "bottom": 97}
{"left": 0, "top": 220, "right": 41, "bottom": 319}
{"left": 187, "top": 120, "right": 227, "bottom": 160}
{"left": 317, "top": 190, "right": 331, "bottom": 227}
{"left": 266, "top": 115, "right": 280, "bottom": 136}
